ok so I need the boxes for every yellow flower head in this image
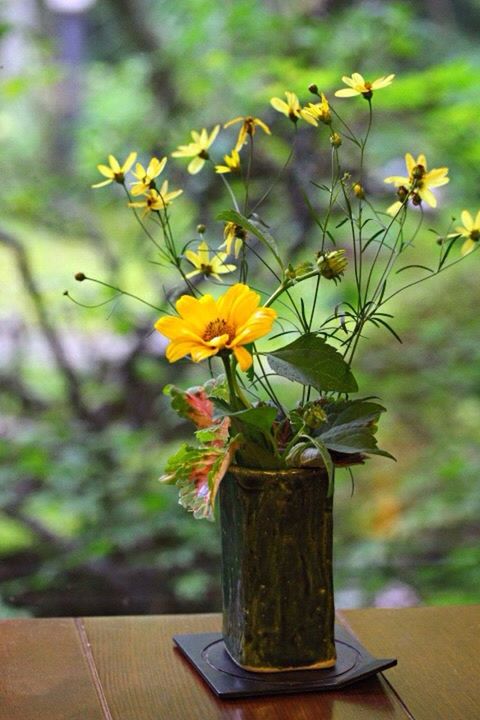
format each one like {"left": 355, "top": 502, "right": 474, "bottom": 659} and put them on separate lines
{"left": 223, "top": 115, "right": 271, "bottom": 151}
{"left": 384, "top": 153, "right": 449, "bottom": 214}
{"left": 130, "top": 156, "right": 167, "bottom": 196}
{"left": 185, "top": 241, "right": 236, "bottom": 280}
{"left": 454, "top": 210, "right": 480, "bottom": 256}
{"left": 300, "top": 95, "right": 331, "bottom": 126}
{"left": 221, "top": 221, "right": 246, "bottom": 258}
{"left": 335, "top": 73, "right": 395, "bottom": 99}
{"left": 92, "top": 152, "right": 137, "bottom": 188}
{"left": 171, "top": 125, "right": 221, "bottom": 174}
{"left": 215, "top": 149, "right": 241, "bottom": 175}
{"left": 270, "top": 92, "right": 302, "bottom": 122}
{"left": 128, "top": 180, "right": 183, "bottom": 216}
{"left": 155, "top": 283, "right": 277, "bottom": 371}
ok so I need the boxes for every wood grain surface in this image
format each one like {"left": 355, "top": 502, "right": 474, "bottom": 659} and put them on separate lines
{"left": 83, "top": 614, "right": 408, "bottom": 720}
{"left": 339, "top": 605, "right": 480, "bottom": 720}
{"left": 0, "top": 618, "right": 105, "bottom": 720}
{"left": 1, "top": 607, "right": 478, "bottom": 719}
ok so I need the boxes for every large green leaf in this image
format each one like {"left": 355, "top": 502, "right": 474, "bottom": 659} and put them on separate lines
{"left": 318, "top": 400, "right": 394, "bottom": 459}
{"left": 266, "top": 334, "right": 358, "bottom": 393}
{"left": 226, "top": 406, "right": 278, "bottom": 434}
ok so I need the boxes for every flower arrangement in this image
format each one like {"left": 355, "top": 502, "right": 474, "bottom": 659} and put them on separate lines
{"left": 80, "top": 72, "right": 478, "bottom": 522}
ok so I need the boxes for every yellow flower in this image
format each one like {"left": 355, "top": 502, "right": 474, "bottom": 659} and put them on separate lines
{"left": 384, "top": 153, "right": 449, "bottom": 214}
{"left": 223, "top": 115, "right": 271, "bottom": 151}
{"left": 215, "top": 149, "right": 241, "bottom": 174}
{"left": 171, "top": 125, "right": 221, "bottom": 174}
{"left": 454, "top": 210, "right": 480, "bottom": 256}
{"left": 300, "top": 94, "right": 331, "bottom": 126}
{"left": 92, "top": 152, "right": 137, "bottom": 188}
{"left": 130, "top": 156, "right": 167, "bottom": 196}
{"left": 185, "top": 241, "right": 236, "bottom": 280}
{"left": 270, "top": 92, "right": 302, "bottom": 122}
{"left": 334, "top": 73, "right": 395, "bottom": 99}
{"left": 221, "top": 222, "right": 246, "bottom": 258}
{"left": 154, "top": 283, "right": 277, "bottom": 371}
{"left": 128, "top": 180, "right": 183, "bottom": 216}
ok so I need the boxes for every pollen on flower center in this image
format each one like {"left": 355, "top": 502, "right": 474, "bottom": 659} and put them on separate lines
{"left": 203, "top": 318, "right": 235, "bottom": 343}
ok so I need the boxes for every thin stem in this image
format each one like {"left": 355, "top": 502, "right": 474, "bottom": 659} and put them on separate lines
{"left": 78, "top": 275, "right": 163, "bottom": 311}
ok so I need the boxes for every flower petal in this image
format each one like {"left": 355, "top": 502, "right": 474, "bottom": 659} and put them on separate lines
{"left": 96, "top": 164, "right": 115, "bottom": 179}
{"left": 418, "top": 187, "right": 437, "bottom": 207}
{"left": 233, "top": 345, "right": 253, "bottom": 371}
{"left": 91, "top": 178, "right": 113, "bottom": 188}
{"left": 334, "top": 88, "right": 360, "bottom": 97}
{"left": 459, "top": 211, "right": 473, "bottom": 230}
{"left": 405, "top": 153, "right": 416, "bottom": 174}
{"left": 122, "top": 151, "right": 137, "bottom": 173}
{"left": 188, "top": 156, "right": 205, "bottom": 174}
{"left": 461, "top": 238, "right": 476, "bottom": 256}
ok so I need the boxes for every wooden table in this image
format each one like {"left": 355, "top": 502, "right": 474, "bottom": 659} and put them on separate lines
{"left": 1, "top": 606, "right": 479, "bottom": 720}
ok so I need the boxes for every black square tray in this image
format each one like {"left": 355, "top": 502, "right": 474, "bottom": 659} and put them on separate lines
{"left": 173, "top": 624, "right": 397, "bottom": 699}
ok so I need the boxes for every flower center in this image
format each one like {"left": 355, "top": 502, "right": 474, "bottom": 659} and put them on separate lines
{"left": 470, "top": 229, "right": 480, "bottom": 242}
{"left": 203, "top": 318, "right": 235, "bottom": 343}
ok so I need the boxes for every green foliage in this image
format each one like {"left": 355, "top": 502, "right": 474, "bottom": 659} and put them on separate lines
{"left": 267, "top": 334, "right": 358, "bottom": 392}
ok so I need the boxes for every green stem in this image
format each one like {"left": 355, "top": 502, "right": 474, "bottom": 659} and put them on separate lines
{"left": 222, "top": 354, "right": 249, "bottom": 410}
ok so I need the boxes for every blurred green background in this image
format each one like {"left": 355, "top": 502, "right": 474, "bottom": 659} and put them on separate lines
{"left": 1, "top": 0, "right": 479, "bottom": 617}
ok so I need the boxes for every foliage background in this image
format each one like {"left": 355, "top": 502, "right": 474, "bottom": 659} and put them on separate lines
{"left": 1, "top": 0, "right": 479, "bottom": 617}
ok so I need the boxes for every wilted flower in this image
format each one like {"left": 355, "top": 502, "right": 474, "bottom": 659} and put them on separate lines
{"left": 221, "top": 222, "right": 246, "bottom": 258}
{"left": 224, "top": 115, "right": 271, "bottom": 151}
{"left": 330, "top": 132, "right": 342, "bottom": 147}
{"left": 300, "top": 95, "right": 331, "bottom": 126}
{"left": 317, "top": 249, "right": 348, "bottom": 280}
{"left": 215, "top": 149, "right": 241, "bottom": 174}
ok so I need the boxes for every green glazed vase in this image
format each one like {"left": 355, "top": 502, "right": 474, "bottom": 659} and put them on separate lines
{"left": 219, "top": 465, "right": 336, "bottom": 672}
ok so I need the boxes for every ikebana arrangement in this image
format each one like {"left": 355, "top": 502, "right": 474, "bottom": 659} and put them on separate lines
{"left": 76, "top": 72, "right": 478, "bottom": 674}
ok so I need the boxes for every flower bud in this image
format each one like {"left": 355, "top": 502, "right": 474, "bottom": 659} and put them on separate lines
{"left": 330, "top": 132, "right": 342, "bottom": 147}
{"left": 411, "top": 192, "right": 422, "bottom": 206}
{"left": 317, "top": 249, "right": 348, "bottom": 280}
{"left": 352, "top": 183, "right": 365, "bottom": 199}
{"left": 197, "top": 224, "right": 206, "bottom": 234}
{"left": 396, "top": 186, "right": 409, "bottom": 202}
{"left": 302, "top": 403, "right": 327, "bottom": 429}
{"left": 308, "top": 83, "right": 319, "bottom": 95}
{"left": 75, "top": 272, "right": 86, "bottom": 282}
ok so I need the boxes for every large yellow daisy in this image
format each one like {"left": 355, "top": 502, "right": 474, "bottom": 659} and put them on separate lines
{"left": 154, "top": 284, "right": 277, "bottom": 371}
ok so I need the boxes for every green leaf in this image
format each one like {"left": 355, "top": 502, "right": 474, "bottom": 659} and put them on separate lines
{"left": 226, "top": 405, "right": 277, "bottom": 434}
{"left": 266, "top": 334, "right": 358, "bottom": 392}
{"left": 217, "top": 209, "right": 284, "bottom": 270}
{"left": 318, "top": 400, "right": 395, "bottom": 459}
